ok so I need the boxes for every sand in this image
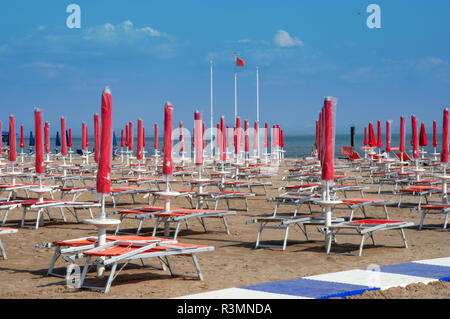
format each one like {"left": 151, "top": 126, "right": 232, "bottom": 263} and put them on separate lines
{"left": 0, "top": 157, "right": 449, "bottom": 299}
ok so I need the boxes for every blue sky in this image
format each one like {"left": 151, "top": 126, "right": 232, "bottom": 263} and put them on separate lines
{"left": 0, "top": 1, "right": 449, "bottom": 136}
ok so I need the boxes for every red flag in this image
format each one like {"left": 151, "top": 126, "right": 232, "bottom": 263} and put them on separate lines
{"left": 236, "top": 57, "right": 245, "bottom": 67}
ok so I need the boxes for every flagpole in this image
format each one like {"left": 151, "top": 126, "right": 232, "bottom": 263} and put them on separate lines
{"left": 234, "top": 70, "right": 237, "bottom": 122}
{"left": 210, "top": 59, "right": 214, "bottom": 159}
{"left": 256, "top": 66, "right": 260, "bottom": 160}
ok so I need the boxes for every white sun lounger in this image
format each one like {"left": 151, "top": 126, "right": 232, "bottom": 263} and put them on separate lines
{"left": 78, "top": 240, "right": 214, "bottom": 293}
{"left": 319, "top": 219, "right": 414, "bottom": 256}
{"left": 246, "top": 215, "right": 345, "bottom": 250}
{"left": 0, "top": 227, "right": 17, "bottom": 259}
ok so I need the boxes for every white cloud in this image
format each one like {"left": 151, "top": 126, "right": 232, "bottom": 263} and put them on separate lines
{"left": 82, "top": 20, "right": 166, "bottom": 44}
{"left": 21, "top": 61, "right": 69, "bottom": 69}
{"left": 274, "top": 30, "right": 303, "bottom": 47}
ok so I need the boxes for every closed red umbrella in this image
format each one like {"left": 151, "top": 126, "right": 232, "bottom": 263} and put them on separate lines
{"left": 125, "top": 124, "right": 129, "bottom": 147}
{"left": 61, "top": 117, "right": 67, "bottom": 157}
{"left": 128, "top": 121, "right": 133, "bottom": 151}
{"left": 322, "top": 98, "right": 335, "bottom": 181}
{"left": 386, "top": 121, "right": 391, "bottom": 153}
{"left": 272, "top": 125, "right": 277, "bottom": 148}
{"left": 34, "top": 109, "right": 44, "bottom": 175}
{"left": 364, "top": 127, "right": 368, "bottom": 146}
{"left": 221, "top": 116, "right": 226, "bottom": 162}
{"left": 68, "top": 128, "right": 72, "bottom": 148}
{"left": 368, "top": 122, "right": 376, "bottom": 147}
{"left": 96, "top": 87, "right": 113, "bottom": 195}
{"left": 154, "top": 123, "right": 158, "bottom": 151}
{"left": 277, "top": 124, "right": 281, "bottom": 147}
{"left": 377, "top": 120, "right": 382, "bottom": 149}
{"left": 432, "top": 121, "right": 438, "bottom": 148}
{"left": 441, "top": 109, "right": 449, "bottom": 163}
{"left": 226, "top": 126, "right": 230, "bottom": 148}
{"left": 120, "top": 129, "right": 124, "bottom": 148}
{"left": 280, "top": 129, "right": 284, "bottom": 148}
{"left": 85, "top": 125, "right": 89, "bottom": 148}
{"left": 163, "top": 102, "right": 173, "bottom": 177}
{"left": 143, "top": 127, "right": 146, "bottom": 148}
{"left": 315, "top": 120, "right": 319, "bottom": 150}
{"left": 216, "top": 123, "right": 220, "bottom": 148}
{"left": 254, "top": 121, "right": 258, "bottom": 152}
{"left": 45, "top": 122, "right": 50, "bottom": 154}
{"left": 244, "top": 120, "right": 249, "bottom": 154}
{"left": 20, "top": 125, "right": 24, "bottom": 149}
{"left": 264, "top": 122, "right": 268, "bottom": 148}
{"left": 411, "top": 115, "right": 419, "bottom": 159}
{"left": 94, "top": 114, "right": 100, "bottom": 163}
{"left": 419, "top": 122, "right": 428, "bottom": 147}
{"left": 194, "top": 111, "right": 203, "bottom": 166}
{"left": 9, "top": 115, "right": 16, "bottom": 163}
{"left": 137, "top": 119, "right": 143, "bottom": 161}
{"left": 81, "top": 122, "right": 86, "bottom": 150}
{"left": 202, "top": 122, "right": 206, "bottom": 150}
{"left": 180, "top": 121, "right": 185, "bottom": 152}
{"left": 235, "top": 117, "right": 241, "bottom": 156}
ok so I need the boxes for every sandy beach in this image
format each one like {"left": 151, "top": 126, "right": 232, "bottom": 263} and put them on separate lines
{"left": 0, "top": 157, "right": 449, "bottom": 299}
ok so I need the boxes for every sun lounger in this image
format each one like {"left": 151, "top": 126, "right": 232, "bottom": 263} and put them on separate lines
{"left": 397, "top": 186, "right": 441, "bottom": 209}
{"left": 151, "top": 208, "right": 236, "bottom": 239}
{"left": 60, "top": 187, "right": 96, "bottom": 201}
{"left": 192, "top": 191, "right": 255, "bottom": 211}
{"left": 221, "top": 180, "right": 272, "bottom": 196}
{"left": 246, "top": 215, "right": 345, "bottom": 250}
{"left": 268, "top": 192, "right": 321, "bottom": 216}
{"left": 320, "top": 219, "right": 414, "bottom": 256}
{"left": 279, "top": 184, "right": 319, "bottom": 193}
{"left": 331, "top": 184, "right": 370, "bottom": 198}
{"left": 111, "top": 206, "right": 179, "bottom": 235}
{"left": 417, "top": 204, "right": 450, "bottom": 231}
{"left": 20, "top": 199, "right": 101, "bottom": 229}
{"left": 0, "top": 227, "right": 17, "bottom": 259}
{"left": 0, "top": 201, "right": 22, "bottom": 226}
{"left": 109, "top": 186, "right": 155, "bottom": 207}
{"left": 336, "top": 198, "right": 394, "bottom": 221}
{"left": 78, "top": 240, "right": 214, "bottom": 293}
{"left": 44, "top": 235, "right": 176, "bottom": 278}
{"left": 149, "top": 190, "right": 195, "bottom": 208}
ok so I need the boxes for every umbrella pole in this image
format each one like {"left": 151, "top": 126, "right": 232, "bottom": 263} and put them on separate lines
{"left": 97, "top": 193, "right": 107, "bottom": 278}
{"left": 442, "top": 163, "right": 448, "bottom": 204}
{"left": 324, "top": 180, "right": 332, "bottom": 253}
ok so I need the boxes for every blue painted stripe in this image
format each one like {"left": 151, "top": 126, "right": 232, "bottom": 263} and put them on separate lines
{"left": 241, "top": 278, "right": 379, "bottom": 299}
{"left": 380, "top": 262, "right": 450, "bottom": 281}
